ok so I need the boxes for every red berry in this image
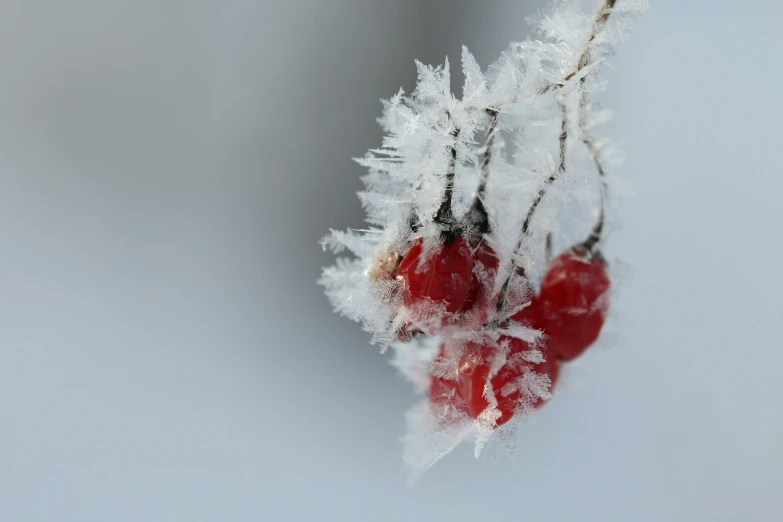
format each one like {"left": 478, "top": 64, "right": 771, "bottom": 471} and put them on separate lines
{"left": 456, "top": 334, "right": 559, "bottom": 427}
{"left": 395, "top": 236, "right": 497, "bottom": 333}
{"left": 539, "top": 248, "right": 610, "bottom": 361}
{"left": 510, "top": 292, "right": 543, "bottom": 330}
{"left": 429, "top": 374, "right": 463, "bottom": 408}
{"left": 463, "top": 239, "right": 500, "bottom": 323}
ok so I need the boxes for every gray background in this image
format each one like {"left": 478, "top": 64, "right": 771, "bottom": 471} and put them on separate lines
{"left": 1, "top": 1, "right": 781, "bottom": 521}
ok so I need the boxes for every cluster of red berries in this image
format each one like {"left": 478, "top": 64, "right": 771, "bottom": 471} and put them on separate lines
{"left": 386, "top": 232, "right": 610, "bottom": 427}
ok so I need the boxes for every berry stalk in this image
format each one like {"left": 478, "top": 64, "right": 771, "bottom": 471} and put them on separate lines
{"left": 494, "top": 101, "right": 568, "bottom": 316}
{"left": 433, "top": 125, "right": 462, "bottom": 242}
{"left": 577, "top": 137, "right": 607, "bottom": 255}
{"left": 465, "top": 108, "right": 500, "bottom": 236}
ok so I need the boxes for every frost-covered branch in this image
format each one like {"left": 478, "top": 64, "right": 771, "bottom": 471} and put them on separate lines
{"left": 495, "top": 0, "right": 628, "bottom": 306}
{"left": 494, "top": 101, "right": 568, "bottom": 315}
{"left": 541, "top": 0, "right": 618, "bottom": 94}
{"left": 319, "top": 0, "right": 647, "bottom": 478}
{"left": 495, "top": 0, "right": 619, "bottom": 313}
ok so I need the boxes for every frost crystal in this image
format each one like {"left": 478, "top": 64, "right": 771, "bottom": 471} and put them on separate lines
{"left": 319, "top": 0, "right": 647, "bottom": 480}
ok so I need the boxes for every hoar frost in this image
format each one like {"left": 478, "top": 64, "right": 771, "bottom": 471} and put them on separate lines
{"left": 319, "top": 0, "right": 647, "bottom": 480}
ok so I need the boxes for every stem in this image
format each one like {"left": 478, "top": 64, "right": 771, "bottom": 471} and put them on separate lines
{"left": 577, "top": 137, "right": 607, "bottom": 254}
{"left": 575, "top": 44, "right": 609, "bottom": 255}
{"left": 494, "top": 102, "right": 567, "bottom": 314}
{"left": 466, "top": 108, "right": 499, "bottom": 236}
{"left": 408, "top": 209, "right": 422, "bottom": 233}
{"left": 433, "top": 125, "right": 461, "bottom": 242}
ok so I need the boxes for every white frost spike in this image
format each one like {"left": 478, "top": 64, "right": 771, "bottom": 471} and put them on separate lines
{"left": 318, "top": 0, "right": 646, "bottom": 480}
{"left": 402, "top": 401, "right": 474, "bottom": 484}
{"left": 412, "top": 58, "right": 452, "bottom": 106}
{"left": 461, "top": 46, "right": 487, "bottom": 101}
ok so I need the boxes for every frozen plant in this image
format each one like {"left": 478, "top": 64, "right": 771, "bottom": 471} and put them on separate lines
{"left": 319, "top": 0, "right": 647, "bottom": 480}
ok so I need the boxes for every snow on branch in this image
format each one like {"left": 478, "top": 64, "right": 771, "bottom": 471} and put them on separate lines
{"left": 319, "top": 0, "right": 647, "bottom": 480}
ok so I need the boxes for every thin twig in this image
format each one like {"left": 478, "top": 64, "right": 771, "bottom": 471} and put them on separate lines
{"left": 578, "top": 137, "right": 607, "bottom": 254}
{"left": 433, "top": 125, "right": 462, "bottom": 241}
{"left": 515, "top": 101, "right": 569, "bottom": 268}
{"left": 575, "top": 42, "right": 609, "bottom": 255}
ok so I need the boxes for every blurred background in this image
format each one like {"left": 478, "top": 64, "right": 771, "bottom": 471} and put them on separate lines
{"left": 1, "top": 1, "right": 781, "bottom": 520}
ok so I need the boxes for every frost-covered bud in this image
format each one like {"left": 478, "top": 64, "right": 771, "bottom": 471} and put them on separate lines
{"left": 366, "top": 249, "right": 403, "bottom": 282}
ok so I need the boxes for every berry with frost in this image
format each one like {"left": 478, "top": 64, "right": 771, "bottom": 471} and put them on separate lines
{"left": 395, "top": 236, "right": 498, "bottom": 335}
{"left": 539, "top": 247, "right": 611, "bottom": 361}
{"left": 457, "top": 333, "right": 560, "bottom": 426}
